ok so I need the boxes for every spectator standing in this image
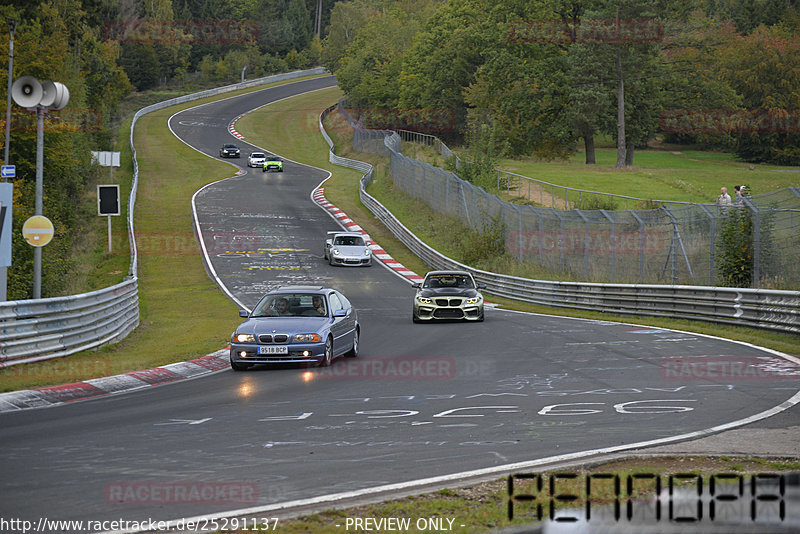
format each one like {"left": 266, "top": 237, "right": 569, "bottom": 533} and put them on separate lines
{"left": 717, "top": 187, "right": 732, "bottom": 208}
{"left": 734, "top": 185, "right": 746, "bottom": 206}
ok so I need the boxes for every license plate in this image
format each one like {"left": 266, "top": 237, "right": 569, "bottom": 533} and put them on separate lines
{"left": 258, "top": 345, "right": 288, "bottom": 355}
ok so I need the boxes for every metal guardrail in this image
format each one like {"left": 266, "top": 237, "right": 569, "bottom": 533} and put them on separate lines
{"left": 0, "top": 68, "right": 327, "bottom": 369}
{"left": 320, "top": 106, "right": 800, "bottom": 335}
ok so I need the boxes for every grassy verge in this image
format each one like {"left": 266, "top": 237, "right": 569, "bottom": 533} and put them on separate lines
{"left": 270, "top": 456, "right": 800, "bottom": 532}
{"left": 0, "top": 74, "right": 327, "bottom": 392}
{"left": 496, "top": 147, "right": 800, "bottom": 204}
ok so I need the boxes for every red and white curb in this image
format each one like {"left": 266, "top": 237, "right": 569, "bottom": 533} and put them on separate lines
{"left": 229, "top": 114, "right": 245, "bottom": 139}
{"left": 312, "top": 187, "right": 424, "bottom": 283}
{"left": 0, "top": 350, "right": 230, "bottom": 413}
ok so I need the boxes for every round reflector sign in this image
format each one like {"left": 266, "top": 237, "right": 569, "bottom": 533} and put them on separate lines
{"left": 22, "top": 215, "right": 54, "bottom": 247}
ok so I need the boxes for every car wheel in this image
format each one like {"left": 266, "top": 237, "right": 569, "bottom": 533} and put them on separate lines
{"left": 319, "top": 337, "right": 333, "bottom": 367}
{"left": 412, "top": 311, "right": 421, "bottom": 324}
{"left": 230, "top": 356, "right": 252, "bottom": 371}
{"left": 328, "top": 255, "right": 334, "bottom": 266}
{"left": 345, "top": 329, "right": 359, "bottom": 358}
{"left": 477, "top": 311, "right": 484, "bottom": 322}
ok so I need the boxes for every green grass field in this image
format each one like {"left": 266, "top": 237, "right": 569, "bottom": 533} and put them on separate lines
{"left": 498, "top": 146, "right": 799, "bottom": 205}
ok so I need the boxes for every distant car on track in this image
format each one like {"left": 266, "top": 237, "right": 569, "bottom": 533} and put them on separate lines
{"left": 247, "top": 152, "right": 266, "bottom": 167}
{"left": 412, "top": 270, "right": 485, "bottom": 323}
{"left": 219, "top": 144, "right": 240, "bottom": 158}
{"left": 262, "top": 156, "right": 283, "bottom": 172}
{"left": 229, "top": 286, "right": 359, "bottom": 370}
{"left": 324, "top": 231, "right": 372, "bottom": 266}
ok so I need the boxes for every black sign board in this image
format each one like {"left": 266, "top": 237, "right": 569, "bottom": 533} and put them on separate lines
{"left": 97, "top": 185, "right": 120, "bottom": 216}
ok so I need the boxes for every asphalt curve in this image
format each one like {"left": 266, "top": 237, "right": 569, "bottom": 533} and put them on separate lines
{"left": 0, "top": 76, "right": 797, "bottom": 530}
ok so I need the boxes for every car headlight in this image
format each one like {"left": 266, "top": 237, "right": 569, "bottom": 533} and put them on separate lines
{"left": 465, "top": 296, "right": 482, "bottom": 304}
{"left": 233, "top": 333, "right": 255, "bottom": 343}
{"left": 364, "top": 249, "right": 371, "bottom": 256}
{"left": 417, "top": 296, "right": 432, "bottom": 304}
{"left": 331, "top": 248, "right": 340, "bottom": 256}
{"left": 294, "top": 333, "right": 322, "bottom": 342}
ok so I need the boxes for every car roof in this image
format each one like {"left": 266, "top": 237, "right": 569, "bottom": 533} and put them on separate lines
{"left": 328, "top": 231, "right": 364, "bottom": 237}
{"left": 270, "top": 286, "right": 326, "bottom": 293}
{"left": 223, "top": 144, "right": 238, "bottom": 147}
{"left": 250, "top": 152, "right": 265, "bottom": 156}
{"left": 424, "top": 270, "right": 473, "bottom": 277}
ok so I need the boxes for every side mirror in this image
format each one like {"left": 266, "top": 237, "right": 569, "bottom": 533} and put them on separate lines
{"left": 239, "top": 310, "right": 249, "bottom": 318}
{"left": 477, "top": 283, "right": 487, "bottom": 290}
{"left": 333, "top": 309, "right": 347, "bottom": 317}
{"left": 411, "top": 283, "right": 420, "bottom": 288}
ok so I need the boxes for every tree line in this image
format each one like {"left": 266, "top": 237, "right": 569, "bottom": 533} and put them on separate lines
{"left": 322, "top": 0, "right": 800, "bottom": 167}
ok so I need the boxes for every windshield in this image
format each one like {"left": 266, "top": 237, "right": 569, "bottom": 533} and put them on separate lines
{"left": 251, "top": 293, "right": 328, "bottom": 317}
{"left": 334, "top": 235, "right": 365, "bottom": 246}
{"left": 423, "top": 274, "right": 474, "bottom": 289}
{"left": 250, "top": 153, "right": 265, "bottom": 158}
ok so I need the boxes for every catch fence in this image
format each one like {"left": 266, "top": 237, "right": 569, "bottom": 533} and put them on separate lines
{"left": 342, "top": 104, "right": 800, "bottom": 289}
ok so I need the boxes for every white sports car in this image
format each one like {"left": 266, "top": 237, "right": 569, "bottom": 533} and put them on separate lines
{"left": 324, "top": 232, "right": 372, "bottom": 266}
{"left": 248, "top": 152, "right": 266, "bottom": 167}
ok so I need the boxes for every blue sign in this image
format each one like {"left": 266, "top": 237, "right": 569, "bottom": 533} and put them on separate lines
{"left": 0, "top": 165, "right": 14, "bottom": 178}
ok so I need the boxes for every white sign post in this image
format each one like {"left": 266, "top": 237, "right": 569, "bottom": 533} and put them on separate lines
{"left": 93, "top": 151, "right": 121, "bottom": 253}
{"left": 97, "top": 184, "right": 120, "bottom": 253}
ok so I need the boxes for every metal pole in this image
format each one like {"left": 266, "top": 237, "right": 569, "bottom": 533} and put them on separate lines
{"left": 33, "top": 106, "right": 43, "bottom": 298}
{"left": 4, "top": 20, "right": 14, "bottom": 167}
{"left": 1, "top": 20, "right": 15, "bottom": 302}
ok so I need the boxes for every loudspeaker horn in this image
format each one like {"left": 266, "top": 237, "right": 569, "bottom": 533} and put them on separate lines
{"left": 39, "top": 81, "right": 56, "bottom": 107}
{"left": 11, "top": 76, "right": 43, "bottom": 108}
{"left": 39, "top": 81, "right": 69, "bottom": 110}
{"left": 50, "top": 82, "right": 69, "bottom": 110}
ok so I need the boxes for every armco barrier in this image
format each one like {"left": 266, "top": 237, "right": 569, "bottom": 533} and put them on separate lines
{"left": 0, "top": 68, "right": 327, "bottom": 368}
{"left": 319, "top": 105, "right": 800, "bottom": 335}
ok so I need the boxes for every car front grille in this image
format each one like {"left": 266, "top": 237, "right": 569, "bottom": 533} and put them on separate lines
{"left": 258, "top": 334, "right": 289, "bottom": 343}
{"left": 433, "top": 308, "right": 465, "bottom": 318}
{"left": 435, "top": 298, "right": 463, "bottom": 307}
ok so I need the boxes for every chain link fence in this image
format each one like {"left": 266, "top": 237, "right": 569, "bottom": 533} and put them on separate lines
{"left": 341, "top": 104, "right": 800, "bottom": 289}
